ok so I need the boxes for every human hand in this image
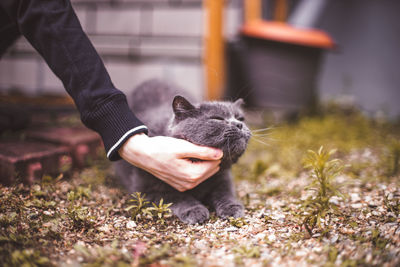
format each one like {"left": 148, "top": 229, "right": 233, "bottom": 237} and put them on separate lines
{"left": 118, "top": 134, "right": 223, "bottom": 192}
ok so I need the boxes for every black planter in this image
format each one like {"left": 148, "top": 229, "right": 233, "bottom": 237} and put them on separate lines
{"left": 226, "top": 22, "right": 333, "bottom": 112}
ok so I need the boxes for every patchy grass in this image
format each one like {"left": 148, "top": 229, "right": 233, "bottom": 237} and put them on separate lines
{"left": 1, "top": 107, "right": 400, "bottom": 266}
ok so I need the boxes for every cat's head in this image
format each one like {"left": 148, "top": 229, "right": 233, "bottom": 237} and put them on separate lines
{"left": 169, "top": 96, "right": 251, "bottom": 168}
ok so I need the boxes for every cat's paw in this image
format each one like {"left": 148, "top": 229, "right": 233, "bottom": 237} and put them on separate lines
{"left": 177, "top": 205, "right": 210, "bottom": 224}
{"left": 216, "top": 203, "right": 244, "bottom": 219}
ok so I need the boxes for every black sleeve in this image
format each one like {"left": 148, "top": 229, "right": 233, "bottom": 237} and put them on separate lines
{"left": 0, "top": 0, "right": 148, "bottom": 160}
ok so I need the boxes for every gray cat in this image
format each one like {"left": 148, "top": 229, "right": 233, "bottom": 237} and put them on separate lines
{"left": 115, "top": 79, "right": 251, "bottom": 224}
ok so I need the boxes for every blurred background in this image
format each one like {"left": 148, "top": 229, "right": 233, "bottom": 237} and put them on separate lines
{"left": 0, "top": 0, "right": 399, "bottom": 119}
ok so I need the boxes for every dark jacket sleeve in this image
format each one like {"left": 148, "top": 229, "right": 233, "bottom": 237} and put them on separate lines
{"left": 0, "top": 0, "right": 147, "bottom": 160}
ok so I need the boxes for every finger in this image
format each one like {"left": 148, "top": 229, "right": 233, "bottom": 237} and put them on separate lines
{"left": 194, "top": 165, "right": 220, "bottom": 188}
{"left": 177, "top": 142, "right": 223, "bottom": 160}
{"left": 183, "top": 160, "right": 221, "bottom": 186}
{"left": 143, "top": 167, "right": 186, "bottom": 192}
{"left": 157, "top": 174, "right": 187, "bottom": 192}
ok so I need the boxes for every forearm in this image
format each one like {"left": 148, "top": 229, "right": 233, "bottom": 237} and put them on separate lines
{"left": 0, "top": 0, "right": 147, "bottom": 160}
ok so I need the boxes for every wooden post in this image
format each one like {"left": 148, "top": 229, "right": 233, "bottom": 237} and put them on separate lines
{"left": 245, "top": 0, "right": 262, "bottom": 23}
{"left": 204, "top": 0, "right": 224, "bottom": 100}
{"left": 274, "top": 0, "right": 288, "bottom": 22}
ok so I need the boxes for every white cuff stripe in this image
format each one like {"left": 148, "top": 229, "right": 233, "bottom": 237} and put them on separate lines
{"left": 106, "top": 125, "right": 148, "bottom": 158}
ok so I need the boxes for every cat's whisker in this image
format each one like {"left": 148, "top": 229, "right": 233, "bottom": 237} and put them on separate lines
{"left": 251, "top": 136, "right": 272, "bottom": 147}
{"left": 251, "top": 127, "right": 275, "bottom": 133}
{"left": 252, "top": 132, "right": 273, "bottom": 137}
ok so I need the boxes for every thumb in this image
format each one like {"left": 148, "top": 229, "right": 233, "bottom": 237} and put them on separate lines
{"left": 177, "top": 142, "right": 223, "bottom": 160}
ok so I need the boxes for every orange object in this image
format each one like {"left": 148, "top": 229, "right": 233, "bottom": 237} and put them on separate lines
{"left": 245, "top": 0, "right": 262, "bottom": 23}
{"left": 204, "top": 0, "right": 225, "bottom": 100}
{"left": 241, "top": 21, "right": 334, "bottom": 49}
{"left": 274, "top": 0, "right": 288, "bottom": 22}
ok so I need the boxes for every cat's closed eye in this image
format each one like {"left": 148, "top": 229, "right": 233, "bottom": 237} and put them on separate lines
{"left": 236, "top": 116, "right": 245, "bottom": 121}
{"left": 210, "top": 116, "right": 225, "bottom": 121}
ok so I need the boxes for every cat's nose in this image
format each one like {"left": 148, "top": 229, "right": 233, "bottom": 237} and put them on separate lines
{"left": 234, "top": 122, "right": 243, "bottom": 129}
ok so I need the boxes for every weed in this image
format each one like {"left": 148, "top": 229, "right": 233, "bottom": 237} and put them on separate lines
{"left": 232, "top": 244, "right": 261, "bottom": 258}
{"left": 146, "top": 198, "right": 173, "bottom": 225}
{"left": 73, "top": 244, "right": 132, "bottom": 267}
{"left": 383, "top": 193, "right": 400, "bottom": 217}
{"left": 168, "top": 254, "right": 197, "bottom": 267}
{"left": 67, "top": 186, "right": 91, "bottom": 202}
{"left": 139, "top": 244, "right": 171, "bottom": 265}
{"left": 125, "top": 192, "right": 150, "bottom": 220}
{"left": 229, "top": 217, "right": 247, "bottom": 228}
{"left": 67, "top": 204, "right": 95, "bottom": 230}
{"left": 299, "top": 146, "right": 346, "bottom": 234}
{"left": 370, "top": 228, "right": 389, "bottom": 249}
{"left": 383, "top": 138, "right": 400, "bottom": 177}
{"left": 4, "top": 249, "right": 52, "bottom": 267}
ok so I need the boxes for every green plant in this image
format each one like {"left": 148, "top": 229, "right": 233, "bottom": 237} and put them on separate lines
{"left": 73, "top": 243, "right": 132, "bottom": 267}
{"left": 383, "top": 194, "right": 400, "bottom": 217}
{"left": 229, "top": 217, "right": 247, "bottom": 228}
{"left": 67, "top": 204, "right": 95, "bottom": 230}
{"left": 67, "top": 186, "right": 91, "bottom": 202}
{"left": 371, "top": 228, "right": 390, "bottom": 249}
{"left": 232, "top": 245, "right": 260, "bottom": 258}
{"left": 5, "top": 249, "right": 52, "bottom": 267}
{"left": 146, "top": 198, "right": 173, "bottom": 225}
{"left": 125, "top": 192, "right": 150, "bottom": 220}
{"left": 168, "top": 254, "right": 197, "bottom": 267}
{"left": 300, "top": 146, "right": 345, "bottom": 234}
{"left": 139, "top": 244, "right": 171, "bottom": 265}
{"left": 384, "top": 139, "right": 400, "bottom": 177}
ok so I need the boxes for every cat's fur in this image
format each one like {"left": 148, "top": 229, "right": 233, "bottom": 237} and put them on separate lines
{"left": 115, "top": 79, "right": 251, "bottom": 224}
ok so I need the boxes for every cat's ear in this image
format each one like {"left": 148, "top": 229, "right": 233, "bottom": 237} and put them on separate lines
{"left": 173, "top": 95, "right": 196, "bottom": 119}
{"left": 233, "top": 98, "right": 245, "bottom": 108}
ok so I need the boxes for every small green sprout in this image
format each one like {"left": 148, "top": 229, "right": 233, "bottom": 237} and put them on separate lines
{"left": 139, "top": 244, "right": 171, "bottom": 265}
{"left": 67, "top": 186, "right": 91, "bottom": 202}
{"left": 371, "top": 228, "right": 389, "bottom": 249}
{"left": 384, "top": 139, "right": 400, "bottom": 177}
{"left": 7, "top": 249, "right": 51, "bottom": 267}
{"left": 146, "top": 198, "right": 173, "bottom": 225}
{"left": 229, "top": 217, "right": 247, "bottom": 228}
{"left": 300, "top": 146, "right": 346, "bottom": 233}
{"left": 67, "top": 204, "right": 95, "bottom": 230}
{"left": 383, "top": 194, "right": 400, "bottom": 217}
{"left": 125, "top": 192, "right": 150, "bottom": 220}
{"left": 232, "top": 245, "right": 261, "bottom": 258}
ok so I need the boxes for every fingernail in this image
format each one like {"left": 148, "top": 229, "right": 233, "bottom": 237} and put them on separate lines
{"left": 214, "top": 150, "right": 223, "bottom": 158}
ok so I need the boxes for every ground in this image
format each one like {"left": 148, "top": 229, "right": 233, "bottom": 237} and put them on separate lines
{"left": 1, "top": 106, "right": 400, "bottom": 267}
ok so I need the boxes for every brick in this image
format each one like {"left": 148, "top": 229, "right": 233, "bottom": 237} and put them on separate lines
{"left": 0, "top": 141, "right": 70, "bottom": 185}
{"left": 13, "top": 37, "right": 35, "bottom": 53}
{"left": 139, "top": 6, "right": 153, "bottom": 35}
{"left": 162, "top": 62, "right": 203, "bottom": 100}
{"left": 105, "top": 60, "right": 203, "bottom": 99}
{"left": 41, "top": 61, "right": 65, "bottom": 94}
{"left": 139, "top": 37, "right": 202, "bottom": 59}
{"left": 152, "top": 8, "right": 203, "bottom": 37}
{"left": 224, "top": 6, "right": 242, "bottom": 38}
{"left": 105, "top": 61, "right": 164, "bottom": 93}
{"left": 0, "top": 58, "right": 13, "bottom": 89}
{"left": 87, "top": 35, "right": 133, "bottom": 56}
{"left": 0, "top": 57, "right": 39, "bottom": 95}
{"left": 27, "top": 127, "right": 103, "bottom": 169}
{"left": 96, "top": 8, "right": 141, "bottom": 35}
{"left": 75, "top": 8, "right": 88, "bottom": 32}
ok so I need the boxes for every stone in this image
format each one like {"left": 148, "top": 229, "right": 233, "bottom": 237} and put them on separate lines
{"left": 27, "top": 126, "right": 102, "bottom": 168}
{"left": 0, "top": 140, "right": 70, "bottom": 185}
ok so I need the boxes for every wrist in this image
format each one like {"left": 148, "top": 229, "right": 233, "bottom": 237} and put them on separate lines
{"left": 118, "top": 133, "right": 150, "bottom": 162}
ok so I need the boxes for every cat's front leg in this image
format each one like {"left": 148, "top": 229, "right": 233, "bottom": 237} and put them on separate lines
{"left": 146, "top": 192, "right": 209, "bottom": 224}
{"left": 205, "top": 171, "right": 244, "bottom": 219}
